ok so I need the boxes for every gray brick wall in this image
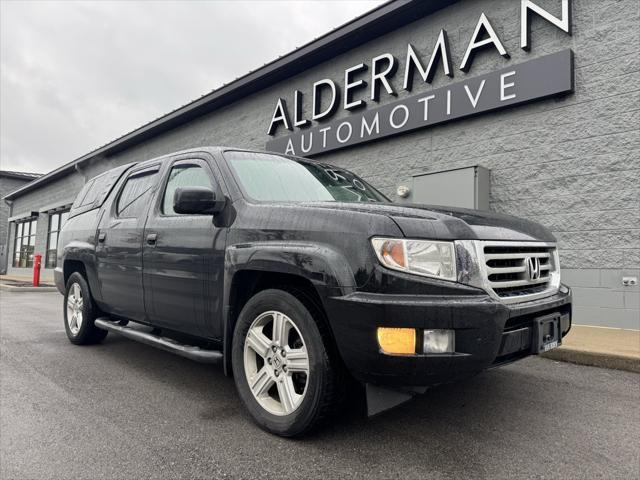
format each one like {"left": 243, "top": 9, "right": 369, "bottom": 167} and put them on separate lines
{"left": 6, "top": 0, "right": 640, "bottom": 327}
{"left": 1, "top": 176, "right": 36, "bottom": 274}
{"left": 5, "top": 171, "right": 83, "bottom": 280}
{"left": 564, "top": 268, "right": 639, "bottom": 329}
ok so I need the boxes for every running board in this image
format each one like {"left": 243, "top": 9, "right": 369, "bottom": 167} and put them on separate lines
{"left": 95, "top": 318, "right": 223, "bottom": 364}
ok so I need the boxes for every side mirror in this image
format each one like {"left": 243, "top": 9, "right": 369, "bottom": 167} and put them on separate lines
{"left": 173, "top": 186, "right": 225, "bottom": 215}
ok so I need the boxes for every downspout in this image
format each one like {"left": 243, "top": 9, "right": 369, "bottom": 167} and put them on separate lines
{"left": 1, "top": 198, "right": 13, "bottom": 275}
{"left": 75, "top": 161, "right": 87, "bottom": 182}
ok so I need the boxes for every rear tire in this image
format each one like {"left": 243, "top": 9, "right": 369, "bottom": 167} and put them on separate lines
{"left": 64, "top": 272, "right": 108, "bottom": 345}
{"left": 232, "top": 289, "right": 341, "bottom": 437}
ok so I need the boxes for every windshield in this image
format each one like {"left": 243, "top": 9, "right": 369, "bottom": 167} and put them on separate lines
{"left": 226, "top": 151, "right": 389, "bottom": 203}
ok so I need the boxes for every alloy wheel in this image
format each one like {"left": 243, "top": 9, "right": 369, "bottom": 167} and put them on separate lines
{"left": 243, "top": 310, "right": 310, "bottom": 416}
{"left": 66, "top": 282, "right": 84, "bottom": 335}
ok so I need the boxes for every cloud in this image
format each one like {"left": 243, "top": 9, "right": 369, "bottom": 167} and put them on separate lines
{"left": 0, "top": 0, "right": 383, "bottom": 174}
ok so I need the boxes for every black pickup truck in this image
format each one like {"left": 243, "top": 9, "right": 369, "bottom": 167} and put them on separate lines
{"left": 56, "top": 146, "right": 571, "bottom": 436}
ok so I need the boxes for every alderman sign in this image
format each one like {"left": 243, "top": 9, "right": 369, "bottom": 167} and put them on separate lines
{"left": 265, "top": 0, "right": 574, "bottom": 157}
{"left": 266, "top": 50, "right": 573, "bottom": 157}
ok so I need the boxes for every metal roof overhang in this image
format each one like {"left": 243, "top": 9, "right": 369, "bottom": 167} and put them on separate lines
{"left": 4, "top": 0, "right": 457, "bottom": 201}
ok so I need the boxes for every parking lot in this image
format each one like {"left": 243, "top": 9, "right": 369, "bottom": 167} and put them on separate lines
{"left": 1, "top": 290, "right": 639, "bottom": 479}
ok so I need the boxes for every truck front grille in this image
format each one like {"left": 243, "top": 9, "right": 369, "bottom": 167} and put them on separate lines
{"left": 480, "top": 243, "right": 559, "bottom": 303}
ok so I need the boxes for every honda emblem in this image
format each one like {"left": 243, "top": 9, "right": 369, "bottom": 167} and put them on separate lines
{"left": 526, "top": 257, "right": 541, "bottom": 281}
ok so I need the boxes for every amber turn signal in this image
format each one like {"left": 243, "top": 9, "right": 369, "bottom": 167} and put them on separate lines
{"left": 381, "top": 240, "right": 406, "bottom": 268}
{"left": 377, "top": 327, "right": 416, "bottom": 355}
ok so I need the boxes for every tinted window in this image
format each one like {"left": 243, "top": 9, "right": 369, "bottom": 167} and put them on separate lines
{"left": 226, "top": 151, "right": 388, "bottom": 203}
{"left": 80, "top": 180, "right": 101, "bottom": 206}
{"left": 162, "top": 164, "right": 214, "bottom": 215}
{"left": 117, "top": 171, "right": 159, "bottom": 218}
{"left": 94, "top": 163, "right": 135, "bottom": 206}
{"left": 70, "top": 163, "right": 135, "bottom": 213}
{"left": 72, "top": 179, "right": 96, "bottom": 209}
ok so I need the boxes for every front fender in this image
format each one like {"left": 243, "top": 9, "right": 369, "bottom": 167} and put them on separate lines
{"left": 222, "top": 241, "right": 357, "bottom": 375}
{"left": 226, "top": 241, "right": 357, "bottom": 291}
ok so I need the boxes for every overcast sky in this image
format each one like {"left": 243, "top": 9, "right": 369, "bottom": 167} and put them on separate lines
{"left": 0, "top": 0, "right": 383, "bottom": 174}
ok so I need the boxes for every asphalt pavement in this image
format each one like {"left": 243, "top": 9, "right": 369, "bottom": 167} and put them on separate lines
{"left": 1, "top": 291, "right": 639, "bottom": 479}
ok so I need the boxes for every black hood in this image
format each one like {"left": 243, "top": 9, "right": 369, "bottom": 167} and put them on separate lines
{"left": 300, "top": 201, "right": 555, "bottom": 242}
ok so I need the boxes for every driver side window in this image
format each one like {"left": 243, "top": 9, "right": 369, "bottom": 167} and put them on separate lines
{"left": 162, "top": 163, "right": 214, "bottom": 215}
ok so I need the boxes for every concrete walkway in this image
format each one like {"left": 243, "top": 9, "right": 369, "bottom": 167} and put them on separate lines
{"left": 543, "top": 325, "right": 640, "bottom": 373}
{"left": 0, "top": 274, "right": 55, "bottom": 285}
{"left": 0, "top": 274, "right": 57, "bottom": 292}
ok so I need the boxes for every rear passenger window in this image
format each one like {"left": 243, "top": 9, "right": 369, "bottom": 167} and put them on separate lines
{"left": 70, "top": 163, "right": 135, "bottom": 216}
{"left": 93, "top": 165, "right": 132, "bottom": 206}
{"left": 71, "top": 179, "right": 96, "bottom": 209}
{"left": 162, "top": 164, "right": 214, "bottom": 215}
{"left": 80, "top": 180, "right": 101, "bottom": 206}
{"left": 117, "top": 171, "right": 159, "bottom": 218}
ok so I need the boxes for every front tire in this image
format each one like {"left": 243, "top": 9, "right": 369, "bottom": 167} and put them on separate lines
{"left": 64, "top": 272, "right": 108, "bottom": 345}
{"left": 232, "top": 289, "right": 341, "bottom": 437}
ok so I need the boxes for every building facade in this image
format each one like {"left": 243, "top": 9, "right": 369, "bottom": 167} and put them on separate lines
{"left": 0, "top": 171, "right": 41, "bottom": 274}
{"left": 3, "top": 0, "right": 639, "bottom": 328}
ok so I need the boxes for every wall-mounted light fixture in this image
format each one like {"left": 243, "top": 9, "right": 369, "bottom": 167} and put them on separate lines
{"left": 396, "top": 185, "right": 411, "bottom": 198}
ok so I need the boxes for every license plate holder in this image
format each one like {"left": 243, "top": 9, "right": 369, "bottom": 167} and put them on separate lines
{"left": 532, "top": 313, "right": 562, "bottom": 354}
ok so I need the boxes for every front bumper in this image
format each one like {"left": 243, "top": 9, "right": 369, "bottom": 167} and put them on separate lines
{"left": 324, "top": 285, "right": 571, "bottom": 387}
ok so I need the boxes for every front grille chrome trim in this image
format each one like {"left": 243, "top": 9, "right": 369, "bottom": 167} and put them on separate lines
{"left": 455, "top": 240, "right": 561, "bottom": 305}
{"left": 484, "top": 252, "right": 551, "bottom": 261}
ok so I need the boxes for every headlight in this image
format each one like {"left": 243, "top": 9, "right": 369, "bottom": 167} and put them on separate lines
{"left": 371, "top": 237, "right": 456, "bottom": 281}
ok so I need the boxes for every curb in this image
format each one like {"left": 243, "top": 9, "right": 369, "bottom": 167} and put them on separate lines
{"left": 542, "top": 348, "right": 640, "bottom": 374}
{"left": 0, "top": 284, "right": 59, "bottom": 293}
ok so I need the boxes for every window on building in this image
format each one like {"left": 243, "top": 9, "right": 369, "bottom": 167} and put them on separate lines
{"left": 162, "top": 164, "right": 214, "bottom": 215}
{"left": 116, "top": 170, "right": 159, "bottom": 218}
{"left": 13, "top": 219, "right": 37, "bottom": 268}
{"left": 45, "top": 211, "right": 70, "bottom": 269}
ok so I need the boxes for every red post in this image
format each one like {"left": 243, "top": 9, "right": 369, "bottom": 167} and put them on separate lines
{"left": 33, "top": 254, "right": 42, "bottom": 287}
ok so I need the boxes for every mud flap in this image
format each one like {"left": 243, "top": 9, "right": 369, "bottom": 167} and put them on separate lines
{"left": 366, "top": 384, "right": 428, "bottom": 416}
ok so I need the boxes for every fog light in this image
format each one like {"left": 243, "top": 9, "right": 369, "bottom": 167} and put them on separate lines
{"left": 423, "top": 329, "right": 455, "bottom": 354}
{"left": 377, "top": 327, "right": 416, "bottom": 355}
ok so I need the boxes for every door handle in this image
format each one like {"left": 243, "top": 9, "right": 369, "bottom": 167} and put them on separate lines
{"left": 98, "top": 232, "right": 106, "bottom": 243}
{"left": 146, "top": 233, "right": 158, "bottom": 246}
